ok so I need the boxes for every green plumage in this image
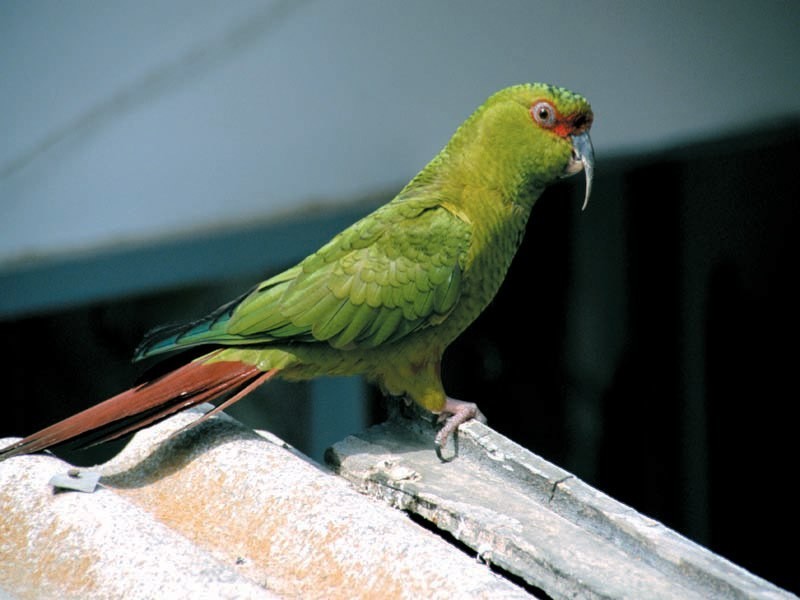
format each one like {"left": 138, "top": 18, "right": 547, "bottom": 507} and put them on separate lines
{"left": 136, "top": 83, "right": 594, "bottom": 413}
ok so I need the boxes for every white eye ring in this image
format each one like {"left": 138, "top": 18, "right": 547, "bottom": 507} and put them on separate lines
{"left": 531, "top": 102, "right": 556, "bottom": 127}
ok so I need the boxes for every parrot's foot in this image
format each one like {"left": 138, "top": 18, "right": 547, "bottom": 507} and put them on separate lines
{"left": 434, "top": 398, "right": 486, "bottom": 462}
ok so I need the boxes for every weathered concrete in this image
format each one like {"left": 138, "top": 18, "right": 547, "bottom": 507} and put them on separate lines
{"left": 0, "top": 406, "right": 529, "bottom": 599}
{"left": 327, "top": 403, "right": 798, "bottom": 600}
{"left": 5, "top": 400, "right": 795, "bottom": 599}
{"left": 0, "top": 452, "right": 273, "bottom": 599}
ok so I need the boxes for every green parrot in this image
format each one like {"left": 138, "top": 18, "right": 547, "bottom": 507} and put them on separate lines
{"left": 0, "top": 83, "right": 594, "bottom": 462}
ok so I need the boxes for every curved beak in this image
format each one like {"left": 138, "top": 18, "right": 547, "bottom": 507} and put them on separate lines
{"left": 563, "top": 132, "right": 595, "bottom": 211}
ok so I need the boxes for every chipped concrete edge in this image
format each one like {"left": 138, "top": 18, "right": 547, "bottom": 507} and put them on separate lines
{"left": 327, "top": 406, "right": 797, "bottom": 600}
{"left": 455, "top": 420, "right": 792, "bottom": 599}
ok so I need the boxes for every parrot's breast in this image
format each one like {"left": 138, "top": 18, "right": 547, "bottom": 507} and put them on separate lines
{"left": 440, "top": 192, "right": 533, "bottom": 345}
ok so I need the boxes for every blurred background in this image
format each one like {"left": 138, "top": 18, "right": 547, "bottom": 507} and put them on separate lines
{"left": 1, "top": 0, "right": 798, "bottom": 592}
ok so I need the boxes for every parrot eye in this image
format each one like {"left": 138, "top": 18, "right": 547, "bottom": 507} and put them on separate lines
{"left": 531, "top": 101, "right": 556, "bottom": 127}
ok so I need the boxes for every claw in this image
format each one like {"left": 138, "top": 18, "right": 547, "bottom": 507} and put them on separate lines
{"left": 435, "top": 437, "right": 458, "bottom": 463}
{"left": 434, "top": 398, "right": 485, "bottom": 462}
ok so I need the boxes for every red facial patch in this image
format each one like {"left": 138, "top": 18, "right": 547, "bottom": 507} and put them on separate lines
{"left": 552, "top": 121, "right": 572, "bottom": 137}
{"left": 530, "top": 99, "right": 593, "bottom": 138}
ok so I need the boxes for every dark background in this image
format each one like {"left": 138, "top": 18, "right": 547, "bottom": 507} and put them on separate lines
{"left": 2, "top": 121, "right": 798, "bottom": 592}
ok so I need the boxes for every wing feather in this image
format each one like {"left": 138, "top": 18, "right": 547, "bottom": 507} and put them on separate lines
{"left": 139, "top": 198, "right": 471, "bottom": 357}
{"left": 228, "top": 199, "right": 469, "bottom": 349}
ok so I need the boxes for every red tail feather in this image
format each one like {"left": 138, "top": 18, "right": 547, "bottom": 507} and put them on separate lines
{"left": 0, "top": 359, "right": 271, "bottom": 461}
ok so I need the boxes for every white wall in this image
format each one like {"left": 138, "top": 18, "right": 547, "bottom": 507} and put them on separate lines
{"left": 1, "top": 0, "right": 798, "bottom": 267}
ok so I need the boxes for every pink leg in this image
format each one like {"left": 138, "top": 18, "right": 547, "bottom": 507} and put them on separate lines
{"left": 434, "top": 397, "right": 487, "bottom": 461}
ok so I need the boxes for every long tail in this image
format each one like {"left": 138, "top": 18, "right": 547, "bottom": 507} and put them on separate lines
{"left": 0, "top": 356, "right": 277, "bottom": 461}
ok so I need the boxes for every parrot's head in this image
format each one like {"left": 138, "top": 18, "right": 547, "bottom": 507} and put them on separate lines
{"left": 464, "top": 83, "right": 594, "bottom": 209}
